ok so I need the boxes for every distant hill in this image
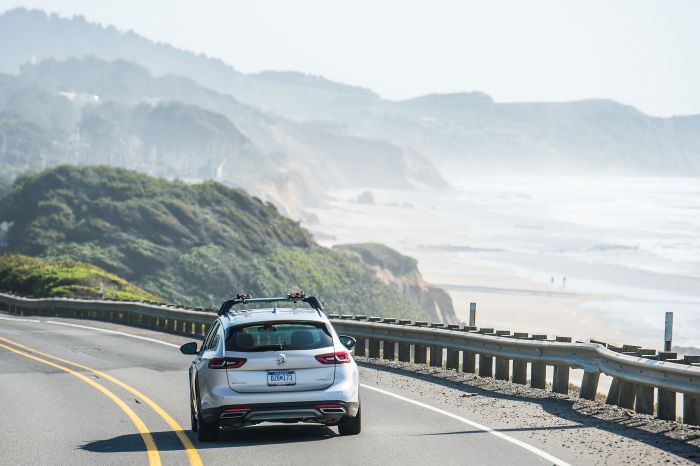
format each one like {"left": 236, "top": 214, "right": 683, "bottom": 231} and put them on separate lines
{"left": 0, "top": 166, "right": 455, "bottom": 320}
{"left": 0, "top": 54, "right": 447, "bottom": 215}
{"left": 0, "top": 253, "right": 160, "bottom": 301}
{"left": 2, "top": 7, "right": 699, "bottom": 175}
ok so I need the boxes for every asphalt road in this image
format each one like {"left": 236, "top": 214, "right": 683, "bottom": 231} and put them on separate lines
{"left": 0, "top": 314, "right": 693, "bottom": 465}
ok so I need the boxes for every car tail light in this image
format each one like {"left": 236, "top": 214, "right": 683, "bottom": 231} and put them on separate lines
{"left": 315, "top": 351, "right": 351, "bottom": 364}
{"left": 223, "top": 407, "right": 251, "bottom": 413}
{"left": 208, "top": 357, "right": 247, "bottom": 369}
{"left": 315, "top": 404, "right": 342, "bottom": 409}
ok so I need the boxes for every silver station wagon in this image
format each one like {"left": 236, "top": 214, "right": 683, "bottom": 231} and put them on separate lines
{"left": 180, "top": 292, "right": 361, "bottom": 441}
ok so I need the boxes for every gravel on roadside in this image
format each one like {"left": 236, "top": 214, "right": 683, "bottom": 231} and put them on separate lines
{"left": 357, "top": 356, "right": 700, "bottom": 465}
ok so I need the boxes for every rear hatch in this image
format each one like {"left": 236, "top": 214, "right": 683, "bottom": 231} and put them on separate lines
{"left": 225, "top": 320, "right": 336, "bottom": 393}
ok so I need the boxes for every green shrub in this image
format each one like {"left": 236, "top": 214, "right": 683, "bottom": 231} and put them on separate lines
{"left": 0, "top": 166, "right": 424, "bottom": 318}
{"left": 0, "top": 254, "right": 159, "bottom": 301}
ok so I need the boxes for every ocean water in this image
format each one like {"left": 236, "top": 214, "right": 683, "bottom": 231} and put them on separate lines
{"left": 316, "top": 176, "right": 700, "bottom": 349}
{"left": 443, "top": 176, "right": 700, "bottom": 278}
{"left": 408, "top": 176, "right": 700, "bottom": 348}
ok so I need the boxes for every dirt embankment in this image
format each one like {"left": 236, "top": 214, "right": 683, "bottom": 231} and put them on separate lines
{"left": 334, "top": 243, "right": 458, "bottom": 323}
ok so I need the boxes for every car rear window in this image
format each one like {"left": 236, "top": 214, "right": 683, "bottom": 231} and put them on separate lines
{"left": 225, "top": 321, "right": 333, "bottom": 352}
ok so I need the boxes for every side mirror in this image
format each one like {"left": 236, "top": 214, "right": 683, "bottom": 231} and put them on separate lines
{"left": 180, "top": 342, "right": 198, "bottom": 355}
{"left": 339, "top": 335, "right": 356, "bottom": 350}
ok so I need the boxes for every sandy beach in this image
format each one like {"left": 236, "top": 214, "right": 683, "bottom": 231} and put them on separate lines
{"left": 306, "top": 183, "right": 700, "bottom": 354}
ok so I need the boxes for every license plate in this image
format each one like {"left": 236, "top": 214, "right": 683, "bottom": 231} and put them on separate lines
{"left": 267, "top": 370, "right": 296, "bottom": 386}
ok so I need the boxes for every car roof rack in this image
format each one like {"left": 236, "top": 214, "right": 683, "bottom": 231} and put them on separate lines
{"left": 218, "top": 291, "right": 324, "bottom": 316}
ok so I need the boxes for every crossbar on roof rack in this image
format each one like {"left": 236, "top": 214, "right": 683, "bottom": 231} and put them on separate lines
{"left": 218, "top": 292, "right": 324, "bottom": 315}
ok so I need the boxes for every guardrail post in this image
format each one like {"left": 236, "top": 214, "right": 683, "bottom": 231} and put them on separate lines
{"left": 683, "top": 356, "right": 700, "bottom": 425}
{"left": 552, "top": 336, "right": 572, "bottom": 394}
{"left": 460, "top": 326, "right": 477, "bottom": 373}
{"left": 382, "top": 318, "right": 397, "bottom": 361}
{"left": 530, "top": 334, "right": 547, "bottom": 389}
{"left": 510, "top": 332, "right": 529, "bottom": 385}
{"left": 477, "top": 328, "right": 495, "bottom": 378}
{"left": 478, "top": 353, "right": 493, "bottom": 378}
{"left": 429, "top": 323, "right": 445, "bottom": 368}
{"left": 413, "top": 322, "right": 428, "bottom": 364}
{"left": 618, "top": 379, "right": 637, "bottom": 409}
{"left": 445, "top": 324, "right": 461, "bottom": 370}
{"left": 398, "top": 343, "right": 410, "bottom": 362}
{"left": 685, "top": 393, "right": 700, "bottom": 426}
{"left": 494, "top": 357, "right": 509, "bottom": 381}
{"left": 352, "top": 316, "right": 367, "bottom": 357}
{"left": 368, "top": 339, "right": 380, "bottom": 358}
{"left": 629, "top": 351, "right": 657, "bottom": 414}
{"left": 494, "top": 330, "right": 511, "bottom": 381}
{"left": 510, "top": 359, "right": 526, "bottom": 385}
{"left": 579, "top": 372, "right": 601, "bottom": 400}
{"left": 414, "top": 345, "right": 427, "bottom": 364}
{"left": 429, "top": 346, "right": 443, "bottom": 368}
{"left": 656, "top": 351, "right": 677, "bottom": 419}
{"left": 383, "top": 341, "right": 395, "bottom": 361}
{"left": 606, "top": 378, "right": 621, "bottom": 405}
{"left": 398, "top": 320, "right": 412, "bottom": 362}
{"left": 618, "top": 347, "right": 641, "bottom": 408}
{"left": 634, "top": 384, "right": 654, "bottom": 415}
{"left": 367, "top": 317, "right": 382, "bottom": 358}
{"left": 615, "top": 349, "right": 641, "bottom": 408}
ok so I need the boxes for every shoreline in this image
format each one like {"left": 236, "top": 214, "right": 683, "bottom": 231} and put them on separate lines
{"left": 307, "top": 188, "right": 700, "bottom": 352}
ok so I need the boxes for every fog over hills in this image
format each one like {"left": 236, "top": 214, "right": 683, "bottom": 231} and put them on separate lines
{"left": 0, "top": 9, "right": 446, "bottom": 215}
{"left": 0, "top": 59, "right": 444, "bottom": 215}
{"left": 2, "top": 7, "right": 699, "bottom": 177}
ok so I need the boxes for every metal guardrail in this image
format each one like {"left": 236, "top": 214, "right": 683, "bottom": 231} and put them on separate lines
{"left": 0, "top": 292, "right": 698, "bottom": 424}
{"left": 329, "top": 319, "right": 700, "bottom": 396}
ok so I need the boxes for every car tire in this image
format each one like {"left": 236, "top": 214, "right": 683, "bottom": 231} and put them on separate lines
{"left": 190, "top": 406, "right": 199, "bottom": 433}
{"left": 338, "top": 405, "right": 361, "bottom": 436}
{"left": 190, "top": 387, "right": 198, "bottom": 432}
{"left": 197, "top": 414, "right": 218, "bottom": 442}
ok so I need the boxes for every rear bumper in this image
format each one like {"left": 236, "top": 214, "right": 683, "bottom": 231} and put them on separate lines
{"left": 199, "top": 362, "right": 360, "bottom": 423}
{"left": 205, "top": 400, "right": 360, "bottom": 427}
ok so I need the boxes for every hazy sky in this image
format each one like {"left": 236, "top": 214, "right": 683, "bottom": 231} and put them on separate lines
{"left": 2, "top": 0, "right": 699, "bottom": 116}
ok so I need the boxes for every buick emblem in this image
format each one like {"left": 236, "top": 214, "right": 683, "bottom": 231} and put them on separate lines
{"left": 276, "top": 353, "right": 287, "bottom": 366}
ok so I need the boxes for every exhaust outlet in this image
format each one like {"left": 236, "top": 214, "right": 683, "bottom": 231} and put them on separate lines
{"left": 318, "top": 407, "right": 346, "bottom": 415}
{"left": 220, "top": 408, "right": 250, "bottom": 419}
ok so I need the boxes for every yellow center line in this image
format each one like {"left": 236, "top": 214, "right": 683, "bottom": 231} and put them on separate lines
{"left": 0, "top": 342, "right": 161, "bottom": 466}
{"left": 0, "top": 336, "right": 203, "bottom": 466}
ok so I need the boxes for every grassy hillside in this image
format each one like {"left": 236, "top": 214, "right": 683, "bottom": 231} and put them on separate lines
{"left": 0, "top": 254, "right": 159, "bottom": 301}
{"left": 0, "top": 166, "right": 423, "bottom": 318}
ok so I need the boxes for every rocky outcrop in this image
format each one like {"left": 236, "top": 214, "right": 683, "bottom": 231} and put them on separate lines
{"left": 334, "top": 243, "right": 458, "bottom": 323}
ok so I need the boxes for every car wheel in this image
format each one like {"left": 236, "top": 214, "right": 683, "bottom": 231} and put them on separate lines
{"left": 338, "top": 405, "right": 361, "bottom": 436}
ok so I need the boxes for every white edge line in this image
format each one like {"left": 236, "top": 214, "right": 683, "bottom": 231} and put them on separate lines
{"left": 360, "top": 383, "right": 572, "bottom": 466}
{"left": 6, "top": 315, "right": 571, "bottom": 465}
{"left": 0, "top": 315, "right": 41, "bottom": 322}
{"left": 44, "top": 320, "right": 180, "bottom": 348}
